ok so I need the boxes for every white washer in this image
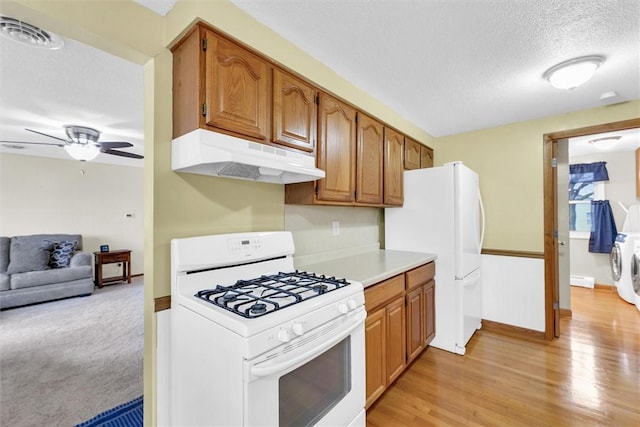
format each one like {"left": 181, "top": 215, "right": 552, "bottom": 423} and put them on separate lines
{"left": 610, "top": 233, "right": 640, "bottom": 305}
{"left": 631, "top": 239, "right": 640, "bottom": 312}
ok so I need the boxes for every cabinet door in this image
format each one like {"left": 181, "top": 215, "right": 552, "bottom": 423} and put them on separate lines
{"left": 273, "top": 69, "right": 316, "bottom": 153}
{"left": 424, "top": 280, "right": 436, "bottom": 345}
{"left": 420, "top": 145, "right": 434, "bottom": 168}
{"left": 365, "top": 308, "right": 386, "bottom": 409}
{"left": 384, "top": 128, "right": 404, "bottom": 205}
{"left": 317, "top": 93, "right": 356, "bottom": 202}
{"left": 386, "top": 296, "right": 406, "bottom": 384}
{"left": 356, "top": 113, "right": 383, "bottom": 204}
{"left": 404, "top": 137, "right": 421, "bottom": 170}
{"left": 406, "top": 287, "right": 425, "bottom": 363}
{"left": 204, "top": 30, "right": 268, "bottom": 140}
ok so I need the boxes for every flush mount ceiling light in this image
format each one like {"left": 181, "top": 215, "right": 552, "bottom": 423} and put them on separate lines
{"left": 0, "top": 15, "right": 64, "bottom": 49}
{"left": 588, "top": 135, "right": 621, "bottom": 150}
{"left": 543, "top": 55, "right": 604, "bottom": 90}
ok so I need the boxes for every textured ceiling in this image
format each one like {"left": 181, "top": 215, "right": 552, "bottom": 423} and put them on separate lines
{"left": 230, "top": 0, "right": 640, "bottom": 137}
{"left": 0, "top": 1, "right": 638, "bottom": 167}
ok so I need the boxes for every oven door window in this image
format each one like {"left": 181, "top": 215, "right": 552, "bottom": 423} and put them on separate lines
{"left": 279, "top": 336, "right": 351, "bottom": 427}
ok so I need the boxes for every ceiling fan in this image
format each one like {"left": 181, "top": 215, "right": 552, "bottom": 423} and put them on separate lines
{"left": 0, "top": 125, "right": 144, "bottom": 161}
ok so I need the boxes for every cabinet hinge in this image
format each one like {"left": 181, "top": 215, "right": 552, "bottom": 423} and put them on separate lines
{"left": 202, "top": 37, "right": 207, "bottom": 52}
{"left": 553, "top": 229, "right": 558, "bottom": 239}
{"left": 551, "top": 157, "right": 557, "bottom": 168}
{"left": 202, "top": 103, "right": 207, "bottom": 117}
{"left": 553, "top": 301, "right": 559, "bottom": 310}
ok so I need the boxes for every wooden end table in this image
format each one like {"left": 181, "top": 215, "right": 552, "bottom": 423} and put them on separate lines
{"left": 93, "top": 249, "right": 132, "bottom": 288}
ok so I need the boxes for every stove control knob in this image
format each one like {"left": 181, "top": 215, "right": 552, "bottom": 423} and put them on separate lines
{"left": 292, "top": 323, "right": 304, "bottom": 336}
{"left": 277, "top": 329, "right": 291, "bottom": 343}
{"left": 347, "top": 299, "right": 357, "bottom": 310}
{"left": 338, "top": 302, "right": 349, "bottom": 314}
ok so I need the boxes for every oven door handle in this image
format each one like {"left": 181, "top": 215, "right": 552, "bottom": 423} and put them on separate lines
{"left": 250, "top": 310, "right": 366, "bottom": 378}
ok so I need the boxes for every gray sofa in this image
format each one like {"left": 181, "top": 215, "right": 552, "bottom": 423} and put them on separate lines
{"left": 0, "top": 234, "right": 94, "bottom": 310}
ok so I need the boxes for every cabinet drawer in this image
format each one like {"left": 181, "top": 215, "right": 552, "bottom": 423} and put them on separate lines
{"left": 405, "top": 262, "right": 435, "bottom": 290}
{"left": 103, "top": 253, "right": 129, "bottom": 263}
{"left": 365, "top": 274, "right": 405, "bottom": 312}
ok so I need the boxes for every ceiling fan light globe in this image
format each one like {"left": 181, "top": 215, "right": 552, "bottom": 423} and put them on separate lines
{"left": 64, "top": 144, "right": 100, "bottom": 161}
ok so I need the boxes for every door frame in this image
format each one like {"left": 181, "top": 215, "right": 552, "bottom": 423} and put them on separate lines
{"left": 542, "top": 117, "right": 640, "bottom": 340}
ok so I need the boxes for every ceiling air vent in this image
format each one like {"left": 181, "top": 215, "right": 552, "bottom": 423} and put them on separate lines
{"left": 0, "top": 15, "right": 64, "bottom": 49}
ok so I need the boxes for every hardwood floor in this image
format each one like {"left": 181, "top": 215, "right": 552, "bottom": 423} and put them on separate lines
{"left": 366, "top": 286, "right": 640, "bottom": 426}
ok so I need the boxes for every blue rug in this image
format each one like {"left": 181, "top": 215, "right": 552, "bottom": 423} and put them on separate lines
{"left": 75, "top": 396, "right": 143, "bottom": 427}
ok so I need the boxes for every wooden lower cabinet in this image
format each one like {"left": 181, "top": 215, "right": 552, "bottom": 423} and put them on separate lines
{"left": 385, "top": 296, "right": 406, "bottom": 384}
{"left": 364, "top": 262, "right": 436, "bottom": 409}
{"left": 424, "top": 279, "right": 436, "bottom": 344}
{"left": 365, "top": 308, "right": 386, "bottom": 408}
{"left": 406, "top": 286, "right": 425, "bottom": 363}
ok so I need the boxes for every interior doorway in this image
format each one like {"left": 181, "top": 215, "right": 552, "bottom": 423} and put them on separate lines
{"left": 543, "top": 118, "right": 640, "bottom": 340}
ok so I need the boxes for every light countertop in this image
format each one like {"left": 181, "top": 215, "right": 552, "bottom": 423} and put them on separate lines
{"left": 295, "top": 250, "right": 437, "bottom": 288}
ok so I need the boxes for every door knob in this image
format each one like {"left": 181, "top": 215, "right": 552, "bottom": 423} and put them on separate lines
{"left": 558, "top": 240, "right": 566, "bottom": 246}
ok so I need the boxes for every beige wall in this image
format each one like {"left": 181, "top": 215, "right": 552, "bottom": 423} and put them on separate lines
{"left": 0, "top": 153, "right": 144, "bottom": 277}
{"left": 435, "top": 100, "right": 640, "bottom": 252}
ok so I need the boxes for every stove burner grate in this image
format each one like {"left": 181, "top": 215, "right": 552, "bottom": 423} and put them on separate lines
{"left": 195, "top": 270, "right": 350, "bottom": 318}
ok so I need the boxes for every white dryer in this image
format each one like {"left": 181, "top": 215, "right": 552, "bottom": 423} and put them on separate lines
{"left": 610, "top": 233, "right": 640, "bottom": 304}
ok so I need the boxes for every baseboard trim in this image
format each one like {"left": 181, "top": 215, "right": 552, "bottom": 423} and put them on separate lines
{"left": 594, "top": 283, "right": 616, "bottom": 291}
{"left": 559, "top": 308, "right": 572, "bottom": 318}
{"left": 481, "top": 319, "right": 546, "bottom": 341}
{"left": 155, "top": 296, "right": 171, "bottom": 312}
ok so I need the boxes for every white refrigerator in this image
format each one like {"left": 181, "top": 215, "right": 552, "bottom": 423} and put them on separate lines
{"left": 385, "top": 161, "right": 484, "bottom": 355}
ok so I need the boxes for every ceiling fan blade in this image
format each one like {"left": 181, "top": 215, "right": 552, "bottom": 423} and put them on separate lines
{"left": 0, "top": 140, "right": 65, "bottom": 147}
{"left": 101, "top": 148, "right": 143, "bottom": 159}
{"left": 98, "top": 141, "right": 133, "bottom": 149}
{"left": 25, "top": 128, "right": 69, "bottom": 143}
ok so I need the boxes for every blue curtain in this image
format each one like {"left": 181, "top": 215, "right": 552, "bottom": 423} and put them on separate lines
{"left": 569, "top": 162, "right": 609, "bottom": 183}
{"left": 589, "top": 200, "right": 617, "bottom": 253}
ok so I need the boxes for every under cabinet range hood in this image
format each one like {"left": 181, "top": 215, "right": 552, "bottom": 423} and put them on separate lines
{"left": 171, "top": 129, "right": 325, "bottom": 184}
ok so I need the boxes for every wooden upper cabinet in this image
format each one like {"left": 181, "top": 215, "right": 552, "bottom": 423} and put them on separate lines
{"left": 384, "top": 128, "right": 404, "bottom": 206}
{"left": 317, "top": 93, "right": 357, "bottom": 203}
{"left": 420, "top": 145, "right": 434, "bottom": 168}
{"left": 356, "top": 113, "right": 384, "bottom": 205}
{"left": 404, "top": 137, "right": 421, "bottom": 170}
{"left": 203, "top": 29, "right": 269, "bottom": 141}
{"left": 273, "top": 69, "right": 316, "bottom": 153}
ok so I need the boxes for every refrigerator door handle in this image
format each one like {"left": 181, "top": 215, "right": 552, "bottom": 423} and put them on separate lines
{"left": 478, "top": 188, "right": 486, "bottom": 251}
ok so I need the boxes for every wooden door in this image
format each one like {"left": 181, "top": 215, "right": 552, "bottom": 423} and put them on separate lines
{"left": 404, "top": 137, "right": 421, "bottom": 170}
{"left": 385, "top": 296, "right": 406, "bottom": 384}
{"left": 406, "top": 286, "right": 424, "bottom": 363}
{"left": 365, "top": 308, "right": 386, "bottom": 409}
{"left": 384, "top": 128, "right": 404, "bottom": 205}
{"left": 424, "top": 280, "right": 436, "bottom": 344}
{"left": 272, "top": 69, "right": 316, "bottom": 152}
{"left": 356, "top": 113, "right": 383, "bottom": 204}
{"left": 317, "top": 93, "right": 356, "bottom": 202}
{"left": 204, "top": 30, "right": 268, "bottom": 140}
{"left": 420, "top": 145, "right": 434, "bottom": 168}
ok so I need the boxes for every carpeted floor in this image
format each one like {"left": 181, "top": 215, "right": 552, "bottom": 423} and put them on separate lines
{"left": 0, "top": 277, "right": 143, "bottom": 427}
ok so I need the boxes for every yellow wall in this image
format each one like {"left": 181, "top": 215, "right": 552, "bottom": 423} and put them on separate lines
{"left": 435, "top": 100, "right": 640, "bottom": 252}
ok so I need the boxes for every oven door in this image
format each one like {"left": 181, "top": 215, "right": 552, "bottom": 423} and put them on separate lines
{"left": 245, "top": 309, "right": 366, "bottom": 427}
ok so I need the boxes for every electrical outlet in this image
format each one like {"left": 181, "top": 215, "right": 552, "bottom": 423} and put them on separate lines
{"left": 332, "top": 221, "right": 340, "bottom": 236}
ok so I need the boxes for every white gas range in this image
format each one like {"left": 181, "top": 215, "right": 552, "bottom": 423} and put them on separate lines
{"left": 170, "top": 231, "right": 366, "bottom": 427}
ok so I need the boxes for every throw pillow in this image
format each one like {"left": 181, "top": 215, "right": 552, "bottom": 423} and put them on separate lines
{"left": 48, "top": 240, "right": 78, "bottom": 269}
{"left": 6, "top": 237, "right": 52, "bottom": 274}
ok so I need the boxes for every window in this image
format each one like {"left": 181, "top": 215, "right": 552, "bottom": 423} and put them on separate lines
{"left": 569, "top": 181, "right": 604, "bottom": 238}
